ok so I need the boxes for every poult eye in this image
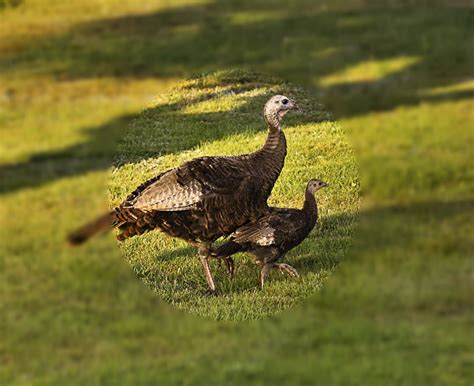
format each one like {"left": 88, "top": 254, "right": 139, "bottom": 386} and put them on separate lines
{"left": 282, "top": 99, "right": 288, "bottom": 105}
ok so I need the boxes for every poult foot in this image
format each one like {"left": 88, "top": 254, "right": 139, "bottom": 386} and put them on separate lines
{"left": 224, "top": 257, "right": 235, "bottom": 278}
{"left": 275, "top": 263, "right": 299, "bottom": 278}
{"left": 212, "top": 252, "right": 235, "bottom": 278}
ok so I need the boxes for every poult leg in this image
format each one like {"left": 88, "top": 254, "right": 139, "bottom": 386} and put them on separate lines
{"left": 210, "top": 249, "right": 235, "bottom": 278}
{"left": 260, "top": 263, "right": 272, "bottom": 289}
{"left": 260, "top": 262, "right": 299, "bottom": 289}
{"left": 224, "top": 257, "right": 235, "bottom": 278}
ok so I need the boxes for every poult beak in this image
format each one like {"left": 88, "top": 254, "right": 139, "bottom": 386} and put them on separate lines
{"left": 292, "top": 101, "right": 300, "bottom": 111}
{"left": 322, "top": 182, "right": 329, "bottom": 187}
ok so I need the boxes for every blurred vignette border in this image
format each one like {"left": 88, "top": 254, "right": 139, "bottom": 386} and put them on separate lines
{"left": 0, "top": 0, "right": 472, "bottom": 385}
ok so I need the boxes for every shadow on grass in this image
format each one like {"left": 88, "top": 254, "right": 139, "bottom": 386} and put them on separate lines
{"left": 311, "top": 197, "right": 474, "bottom": 318}
{"left": 0, "top": 0, "right": 22, "bottom": 10}
{"left": 3, "top": 1, "right": 472, "bottom": 111}
{"left": 356, "top": 198, "right": 474, "bottom": 259}
{"left": 1, "top": 2, "right": 472, "bottom": 193}
{"left": 0, "top": 80, "right": 251, "bottom": 194}
{"left": 0, "top": 72, "right": 325, "bottom": 194}
{"left": 0, "top": 113, "right": 136, "bottom": 194}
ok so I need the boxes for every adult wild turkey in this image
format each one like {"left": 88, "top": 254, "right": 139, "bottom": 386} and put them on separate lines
{"left": 212, "top": 179, "right": 328, "bottom": 289}
{"left": 68, "top": 95, "right": 298, "bottom": 292}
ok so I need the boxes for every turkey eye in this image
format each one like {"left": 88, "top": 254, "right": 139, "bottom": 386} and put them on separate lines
{"left": 282, "top": 99, "right": 288, "bottom": 105}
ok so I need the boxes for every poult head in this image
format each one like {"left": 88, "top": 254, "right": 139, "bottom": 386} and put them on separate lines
{"left": 307, "top": 179, "right": 328, "bottom": 194}
{"left": 264, "top": 95, "right": 298, "bottom": 128}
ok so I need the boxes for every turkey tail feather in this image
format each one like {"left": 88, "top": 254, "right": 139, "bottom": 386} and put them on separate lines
{"left": 68, "top": 211, "right": 115, "bottom": 245}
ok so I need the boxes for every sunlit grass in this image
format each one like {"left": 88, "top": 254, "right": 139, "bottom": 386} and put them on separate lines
{"left": 0, "top": 0, "right": 174, "bottom": 52}
{"left": 180, "top": 90, "right": 255, "bottom": 115}
{"left": 419, "top": 78, "right": 474, "bottom": 96}
{"left": 228, "top": 10, "right": 286, "bottom": 25}
{"left": 317, "top": 56, "right": 421, "bottom": 87}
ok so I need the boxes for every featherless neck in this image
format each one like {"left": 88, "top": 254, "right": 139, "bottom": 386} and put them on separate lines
{"left": 303, "top": 190, "right": 318, "bottom": 226}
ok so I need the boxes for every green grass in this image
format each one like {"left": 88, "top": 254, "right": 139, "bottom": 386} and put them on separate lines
{"left": 0, "top": 0, "right": 473, "bottom": 385}
{"left": 110, "top": 71, "right": 359, "bottom": 319}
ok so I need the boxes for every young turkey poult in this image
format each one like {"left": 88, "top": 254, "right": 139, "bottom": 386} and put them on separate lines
{"left": 68, "top": 95, "right": 298, "bottom": 292}
{"left": 212, "top": 179, "right": 328, "bottom": 289}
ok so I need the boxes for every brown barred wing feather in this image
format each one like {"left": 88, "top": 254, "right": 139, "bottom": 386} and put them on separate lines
{"left": 122, "top": 156, "right": 247, "bottom": 213}
{"left": 126, "top": 168, "right": 204, "bottom": 212}
{"left": 182, "top": 156, "right": 249, "bottom": 195}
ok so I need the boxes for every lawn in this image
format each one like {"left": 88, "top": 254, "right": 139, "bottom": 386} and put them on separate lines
{"left": 1, "top": 0, "right": 472, "bottom": 385}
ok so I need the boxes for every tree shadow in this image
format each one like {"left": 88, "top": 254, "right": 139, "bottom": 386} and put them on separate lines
{"left": 0, "top": 72, "right": 326, "bottom": 194}
{"left": 0, "top": 113, "right": 135, "bottom": 194}
{"left": 0, "top": 0, "right": 22, "bottom": 10}
{"left": 3, "top": 2, "right": 472, "bottom": 110}
{"left": 310, "top": 197, "right": 474, "bottom": 318}
{"left": 1, "top": 2, "right": 472, "bottom": 192}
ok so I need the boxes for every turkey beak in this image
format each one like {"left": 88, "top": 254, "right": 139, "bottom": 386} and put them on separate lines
{"left": 322, "top": 182, "right": 328, "bottom": 188}
{"left": 291, "top": 100, "right": 299, "bottom": 111}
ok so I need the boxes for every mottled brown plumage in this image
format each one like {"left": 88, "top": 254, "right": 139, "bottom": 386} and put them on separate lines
{"left": 68, "top": 95, "right": 298, "bottom": 292}
{"left": 212, "top": 179, "right": 328, "bottom": 289}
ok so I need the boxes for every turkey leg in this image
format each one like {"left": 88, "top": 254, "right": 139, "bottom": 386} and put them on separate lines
{"left": 198, "top": 244, "right": 216, "bottom": 292}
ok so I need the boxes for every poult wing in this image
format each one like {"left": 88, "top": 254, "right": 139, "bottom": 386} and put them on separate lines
{"left": 233, "top": 210, "right": 306, "bottom": 247}
{"left": 233, "top": 216, "right": 283, "bottom": 246}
